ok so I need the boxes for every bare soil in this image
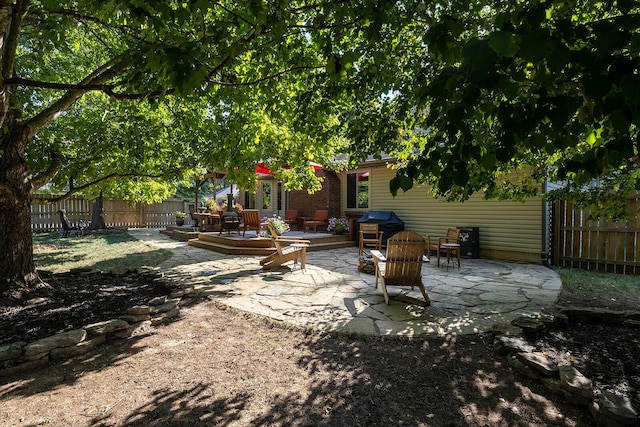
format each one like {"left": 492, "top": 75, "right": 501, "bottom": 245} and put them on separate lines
{"left": 0, "top": 271, "right": 638, "bottom": 426}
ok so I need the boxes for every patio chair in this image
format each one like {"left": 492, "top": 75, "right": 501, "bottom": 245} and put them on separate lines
{"left": 241, "top": 209, "right": 262, "bottom": 237}
{"left": 58, "top": 209, "right": 87, "bottom": 237}
{"left": 427, "top": 227, "right": 461, "bottom": 268}
{"left": 371, "top": 231, "right": 429, "bottom": 306}
{"left": 359, "top": 223, "right": 383, "bottom": 255}
{"left": 260, "top": 223, "right": 310, "bottom": 270}
{"left": 188, "top": 203, "right": 199, "bottom": 227}
{"left": 303, "top": 209, "right": 328, "bottom": 233}
{"left": 284, "top": 209, "right": 299, "bottom": 230}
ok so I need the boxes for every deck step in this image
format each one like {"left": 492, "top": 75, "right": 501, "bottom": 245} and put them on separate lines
{"left": 186, "top": 230, "right": 355, "bottom": 255}
{"left": 188, "top": 239, "right": 275, "bottom": 256}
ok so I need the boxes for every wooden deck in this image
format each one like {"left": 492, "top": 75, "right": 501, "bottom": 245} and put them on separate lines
{"left": 180, "top": 228, "right": 355, "bottom": 256}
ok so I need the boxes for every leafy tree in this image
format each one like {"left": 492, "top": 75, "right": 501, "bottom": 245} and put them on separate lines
{"left": 0, "top": 0, "right": 385, "bottom": 297}
{"left": 345, "top": 0, "right": 640, "bottom": 219}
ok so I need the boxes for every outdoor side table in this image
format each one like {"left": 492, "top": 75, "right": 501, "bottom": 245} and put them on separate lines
{"left": 439, "top": 243, "right": 461, "bottom": 270}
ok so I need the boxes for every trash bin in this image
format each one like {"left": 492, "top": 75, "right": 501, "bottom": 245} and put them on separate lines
{"left": 458, "top": 227, "right": 479, "bottom": 258}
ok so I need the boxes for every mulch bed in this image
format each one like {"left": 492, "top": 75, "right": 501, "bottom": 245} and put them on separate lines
{"left": 0, "top": 270, "right": 167, "bottom": 346}
{"left": 0, "top": 271, "right": 638, "bottom": 425}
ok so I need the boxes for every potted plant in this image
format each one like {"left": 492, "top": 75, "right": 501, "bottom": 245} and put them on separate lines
{"left": 174, "top": 211, "right": 187, "bottom": 226}
{"left": 327, "top": 217, "right": 350, "bottom": 235}
{"left": 263, "top": 216, "right": 290, "bottom": 237}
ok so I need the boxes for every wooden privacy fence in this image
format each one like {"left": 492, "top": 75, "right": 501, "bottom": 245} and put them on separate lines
{"left": 31, "top": 194, "right": 194, "bottom": 232}
{"left": 552, "top": 197, "right": 640, "bottom": 274}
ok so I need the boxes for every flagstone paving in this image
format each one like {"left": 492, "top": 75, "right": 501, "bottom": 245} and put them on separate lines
{"left": 130, "top": 229, "right": 562, "bottom": 337}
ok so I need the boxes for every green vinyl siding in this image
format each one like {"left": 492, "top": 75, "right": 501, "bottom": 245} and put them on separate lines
{"left": 342, "top": 165, "right": 543, "bottom": 262}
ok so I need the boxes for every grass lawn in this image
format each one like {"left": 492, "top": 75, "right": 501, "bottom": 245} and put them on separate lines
{"left": 32, "top": 231, "right": 172, "bottom": 274}
{"left": 555, "top": 267, "right": 640, "bottom": 310}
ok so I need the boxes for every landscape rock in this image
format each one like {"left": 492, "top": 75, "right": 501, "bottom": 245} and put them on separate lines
{"left": 50, "top": 335, "right": 106, "bottom": 360}
{"left": 507, "top": 355, "right": 540, "bottom": 380}
{"left": 169, "top": 289, "right": 185, "bottom": 298}
{"left": 494, "top": 335, "right": 536, "bottom": 355}
{"left": 516, "top": 351, "right": 559, "bottom": 377}
{"left": 84, "top": 319, "right": 130, "bottom": 336}
{"left": 150, "top": 308, "right": 179, "bottom": 325}
{"left": 0, "top": 342, "right": 25, "bottom": 362}
{"left": 511, "top": 317, "right": 546, "bottom": 336}
{"left": 23, "top": 329, "right": 87, "bottom": 357}
{"left": 148, "top": 295, "right": 167, "bottom": 306}
{"left": 150, "top": 298, "right": 180, "bottom": 314}
{"left": 0, "top": 354, "right": 48, "bottom": 377}
{"left": 559, "top": 306, "right": 595, "bottom": 323}
{"left": 115, "top": 320, "right": 153, "bottom": 338}
{"left": 127, "top": 305, "right": 151, "bottom": 315}
{"left": 559, "top": 365, "right": 593, "bottom": 405}
{"left": 591, "top": 390, "right": 639, "bottom": 426}
{"left": 600, "top": 309, "right": 627, "bottom": 324}
{"left": 119, "top": 314, "right": 151, "bottom": 323}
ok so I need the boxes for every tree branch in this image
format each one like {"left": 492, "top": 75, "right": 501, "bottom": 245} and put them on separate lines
{"left": 207, "top": 65, "right": 325, "bottom": 86}
{"left": 42, "top": 169, "right": 182, "bottom": 203}
{"left": 30, "top": 150, "right": 66, "bottom": 191}
{"left": 23, "top": 53, "right": 135, "bottom": 141}
{"left": 1, "top": 0, "right": 27, "bottom": 81}
{"left": 47, "top": 8, "right": 149, "bottom": 45}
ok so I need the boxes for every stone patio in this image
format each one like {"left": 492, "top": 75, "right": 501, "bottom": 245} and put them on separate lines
{"left": 130, "top": 229, "right": 562, "bottom": 337}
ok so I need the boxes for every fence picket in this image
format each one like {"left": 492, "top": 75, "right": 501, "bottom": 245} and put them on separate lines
{"left": 30, "top": 195, "right": 192, "bottom": 233}
{"left": 553, "top": 196, "right": 640, "bottom": 274}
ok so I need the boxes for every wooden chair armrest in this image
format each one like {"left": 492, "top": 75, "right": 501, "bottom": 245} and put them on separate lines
{"left": 276, "top": 238, "right": 310, "bottom": 245}
{"left": 370, "top": 250, "right": 385, "bottom": 262}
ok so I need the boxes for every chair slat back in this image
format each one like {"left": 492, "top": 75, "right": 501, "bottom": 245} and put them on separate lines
{"left": 285, "top": 210, "right": 298, "bottom": 222}
{"left": 314, "top": 209, "right": 329, "bottom": 222}
{"left": 359, "top": 223, "right": 379, "bottom": 235}
{"left": 446, "top": 227, "right": 460, "bottom": 240}
{"left": 265, "top": 223, "right": 284, "bottom": 255}
{"left": 383, "top": 231, "right": 426, "bottom": 287}
{"left": 243, "top": 209, "right": 261, "bottom": 226}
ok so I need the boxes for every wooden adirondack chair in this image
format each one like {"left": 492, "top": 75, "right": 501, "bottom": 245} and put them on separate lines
{"left": 242, "top": 209, "right": 262, "bottom": 236}
{"left": 371, "top": 231, "right": 430, "bottom": 306}
{"left": 303, "top": 209, "right": 328, "bottom": 233}
{"left": 260, "top": 223, "right": 310, "bottom": 270}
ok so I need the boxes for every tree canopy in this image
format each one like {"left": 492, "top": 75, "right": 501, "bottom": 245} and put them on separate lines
{"left": 344, "top": 0, "right": 640, "bottom": 219}
{"left": 2, "top": 0, "right": 640, "bottom": 292}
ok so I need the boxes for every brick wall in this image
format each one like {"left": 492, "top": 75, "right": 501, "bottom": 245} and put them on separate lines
{"left": 289, "top": 170, "right": 341, "bottom": 218}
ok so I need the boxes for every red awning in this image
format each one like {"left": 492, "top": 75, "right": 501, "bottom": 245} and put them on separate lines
{"left": 256, "top": 162, "right": 322, "bottom": 175}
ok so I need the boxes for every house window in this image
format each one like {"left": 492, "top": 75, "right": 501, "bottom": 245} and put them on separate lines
{"left": 262, "top": 182, "right": 271, "bottom": 209}
{"left": 347, "top": 172, "right": 369, "bottom": 209}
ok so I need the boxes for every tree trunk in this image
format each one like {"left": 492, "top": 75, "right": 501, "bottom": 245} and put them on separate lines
{"left": 0, "top": 116, "right": 42, "bottom": 298}
{"left": 89, "top": 193, "right": 106, "bottom": 230}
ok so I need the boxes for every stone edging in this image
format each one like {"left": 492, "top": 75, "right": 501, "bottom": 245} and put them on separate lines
{"left": 0, "top": 270, "right": 193, "bottom": 378}
{"left": 493, "top": 307, "right": 640, "bottom": 427}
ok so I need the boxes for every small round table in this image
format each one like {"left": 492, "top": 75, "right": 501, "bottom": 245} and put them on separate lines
{"left": 439, "top": 243, "right": 461, "bottom": 270}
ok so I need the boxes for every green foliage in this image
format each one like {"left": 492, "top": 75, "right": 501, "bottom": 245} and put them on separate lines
{"left": 345, "top": 0, "right": 640, "bottom": 218}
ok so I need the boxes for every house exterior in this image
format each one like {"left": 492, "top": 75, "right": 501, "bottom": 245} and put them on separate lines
{"left": 241, "top": 170, "right": 342, "bottom": 221}
{"left": 338, "top": 161, "right": 545, "bottom": 263}
{"left": 241, "top": 160, "right": 546, "bottom": 263}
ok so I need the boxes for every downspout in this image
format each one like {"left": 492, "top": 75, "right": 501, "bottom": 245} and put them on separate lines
{"left": 541, "top": 179, "right": 551, "bottom": 267}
